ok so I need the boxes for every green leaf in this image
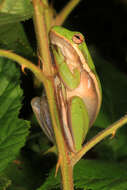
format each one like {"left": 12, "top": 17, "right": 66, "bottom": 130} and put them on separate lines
{"left": 74, "top": 160, "right": 127, "bottom": 190}
{"left": 40, "top": 159, "right": 127, "bottom": 190}
{"left": 0, "top": 174, "right": 11, "bottom": 190}
{"left": 0, "top": 23, "right": 34, "bottom": 57}
{"left": 3, "top": 153, "right": 42, "bottom": 190}
{"left": 0, "top": 57, "right": 30, "bottom": 172}
{"left": 0, "top": 0, "right": 33, "bottom": 26}
{"left": 37, "top": 167, "right": 60, "bottom": 190}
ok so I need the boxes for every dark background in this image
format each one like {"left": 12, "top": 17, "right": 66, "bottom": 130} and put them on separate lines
{"left": 25, "top": 0, "right": 127, "bottom": 71}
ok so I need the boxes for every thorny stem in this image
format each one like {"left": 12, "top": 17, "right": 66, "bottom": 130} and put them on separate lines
{"left": 30, "top": 0, "right": 75, "bottom": 189}
{"left": 32, "top": 0, "right": 52, "bottom": 75}
{"left": 44, "top": 79, "right": 74, "bottom": 190}
{"left": 0, "top": 50, "right": 46, "bottom": 83}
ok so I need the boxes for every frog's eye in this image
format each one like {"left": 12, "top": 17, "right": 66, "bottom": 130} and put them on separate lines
{"left": 72, "top": 33, "right": 84, "bottom": 44}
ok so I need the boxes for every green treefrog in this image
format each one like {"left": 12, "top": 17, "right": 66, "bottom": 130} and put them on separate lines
{"left": 31, "top": 26, "right": 102, "bottom": 152}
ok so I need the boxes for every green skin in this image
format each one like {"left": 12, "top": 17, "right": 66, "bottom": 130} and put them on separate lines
{"left": 31, "top": 26, "right": 102, "bottom": 152}
{"left": 50, "top": 26, "right": 101, "bottom": 90}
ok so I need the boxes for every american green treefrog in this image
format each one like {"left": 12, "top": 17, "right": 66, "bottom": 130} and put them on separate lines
{"left": 31, "top": 26, "right": 102, "bottom": 152}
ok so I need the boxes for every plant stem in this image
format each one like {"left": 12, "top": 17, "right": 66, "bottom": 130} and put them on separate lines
{"left": 44, "top": 79, "right": 74, "bottom": 190}
{"left": 32, "top": 0, "right": 52, "bottom": 75}
{"left": 0, "top": 50, "right": 46, "bottom": 83}
{"left": 60, "top": 158, "right": 74, "bottom": 190}
{"left": 71, "top": 114, "right": 127, "bottom": 166}
{"left": 53, "top": 0, "right": 80, "bottom": 26}
{"left": 32, "top": 1, "right": 75, "bottom": 189}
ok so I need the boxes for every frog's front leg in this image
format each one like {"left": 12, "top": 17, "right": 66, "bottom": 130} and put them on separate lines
{"left": 52, "top": 47, "right": 81, "bottom": 90}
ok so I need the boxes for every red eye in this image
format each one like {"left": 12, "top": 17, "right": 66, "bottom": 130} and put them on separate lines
{"left": 72, "top": 33, "right": 84, "bottom": 44}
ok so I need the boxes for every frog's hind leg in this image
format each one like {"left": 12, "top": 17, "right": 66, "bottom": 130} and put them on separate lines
{"left": 67, "top": 96, "right": 89, "bottom": 151}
